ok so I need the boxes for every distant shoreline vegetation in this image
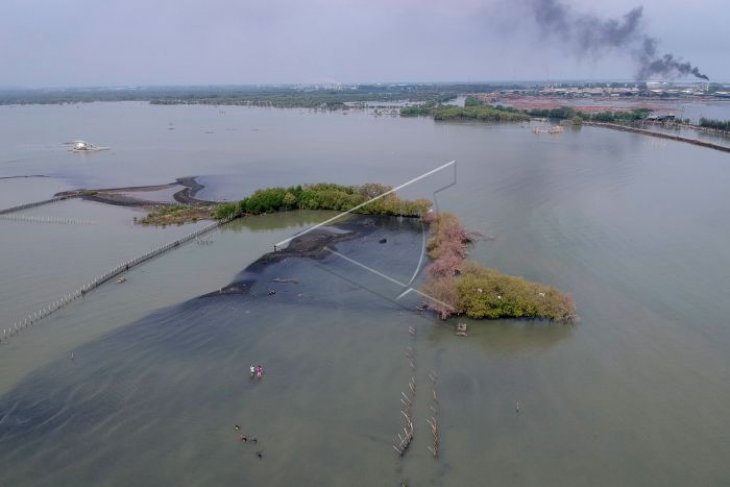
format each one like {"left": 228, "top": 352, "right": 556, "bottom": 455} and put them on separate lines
{"left": 0, "top": 84, "right": 475, "bottom": 108}
{"left": 150, "top": 92, "right": 457, "bottom": 110}
{"left": 401, "top": 96, "right": 655, "bottom": 125}
{"left": 2, "top": 82, "right": 729, "bottom": 107}
{"left": 401, "top": 98, "right": 530, "bottom": 122}
{"left": 699, "top": 117, "right": 730, "bottom": 131}
{"left": 2, "top": 85, "right": 728, "bottom": 133}
{"left": 400, "top": 95, "right": 730, "bottom": 133}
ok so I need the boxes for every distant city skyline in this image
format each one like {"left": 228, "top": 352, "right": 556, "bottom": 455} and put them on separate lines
{"left": 2, "top": 0, "right": 728, "bottom": 88}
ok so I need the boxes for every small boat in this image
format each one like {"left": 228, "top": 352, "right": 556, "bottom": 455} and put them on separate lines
{"left": 67, "top": 140, "right": 110, "bottom": 152}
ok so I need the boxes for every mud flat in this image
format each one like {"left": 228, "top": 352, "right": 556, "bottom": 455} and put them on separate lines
{"left": 56, "top": 176, "right": 217, "bottom": 208}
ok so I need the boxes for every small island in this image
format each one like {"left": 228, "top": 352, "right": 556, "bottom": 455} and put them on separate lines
{"left": 209, "top": 182, "right": 576, "bottom": 323}
{"left": 65, "top": 177, "right": 576, "bottom": 322}
{"left": 149, "top": 181, "right": 576, "bottom": 322}
{"left": 211, "top": 182, "right": 432, "bottom": 219}
{"left": 421, "top": 212, "right": 576, "bottom": 322}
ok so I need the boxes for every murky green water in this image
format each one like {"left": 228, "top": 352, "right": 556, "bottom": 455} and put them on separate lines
{"left": 0, "top": 103, "right": 729, "bottom": 486}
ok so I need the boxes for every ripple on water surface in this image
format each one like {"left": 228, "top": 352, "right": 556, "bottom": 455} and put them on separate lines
{"left": 0, "top": 217, "right": 428, "bottom": 487}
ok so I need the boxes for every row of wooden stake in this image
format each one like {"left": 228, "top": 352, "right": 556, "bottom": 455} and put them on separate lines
{"left": 393, "top": 327, "right": 417, "bottom": 456}
{"left": 426, "top": 370, "right": 440, "bottom": 458}
{"left": 0, "top": 217, "right": 232, "bottom": 345}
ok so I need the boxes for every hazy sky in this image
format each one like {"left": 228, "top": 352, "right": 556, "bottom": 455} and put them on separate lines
{"left": 2, "top": 0, "right": 728, "bottom": 87}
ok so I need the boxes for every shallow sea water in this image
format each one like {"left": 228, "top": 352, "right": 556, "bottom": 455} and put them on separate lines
{"left": 0, "top": 103, "right": 729, "bottom": 485}
{"left": 0, "top": 218, "right": 428, "bottom": 487}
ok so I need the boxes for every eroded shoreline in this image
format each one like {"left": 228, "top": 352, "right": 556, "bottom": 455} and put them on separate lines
{"left": 200, "top": 215, "right": 384, "bottom": 298}
{"left": 55, "top": 176, "right": 217, "bottom": 207}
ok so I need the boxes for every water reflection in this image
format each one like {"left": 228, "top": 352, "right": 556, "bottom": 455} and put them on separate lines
{"left": 0, "top": 218, "right": 432, "bottom": 487}
{"left": 221, "top": 210, "right": 342, "bottom": 232}
{"left": 427, "top": 319, "right": 572, "bottom": 355}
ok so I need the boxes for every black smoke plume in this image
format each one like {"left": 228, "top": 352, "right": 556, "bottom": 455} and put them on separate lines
{"left": 530, "top": 0, "right": 709, "bottom": 80}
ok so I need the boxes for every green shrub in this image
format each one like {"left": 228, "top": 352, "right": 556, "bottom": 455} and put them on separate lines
{"left": 214, "top": 202, "right": 239, "bottom": 220}
{"left": 422, "top": 213, "right": 576, "bottom": 322}
{"left": 221, "top": 182, "right": 432, "bottom": 219}
{"left": 433, "top": 105, "right": 529, "bottom": 122}
{"left": 455, "top": 263, "right": 573, "bottom": 321}
{"left": 243, "top": 187, "right": 287, "bottom": 214}
{"left": 699, "top": 118, "right": 730, "bottom": 131}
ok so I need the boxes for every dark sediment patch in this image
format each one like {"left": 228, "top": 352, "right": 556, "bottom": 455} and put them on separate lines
{"left": 55, "top": 177, "right": 217, "bottom": 208}
{"left": 0, "top": 214, "right": 427, "bottom": 486}
{"left": 81, "top": 192, "right": 173, "bottom": 207}
{"left": 173, "top": 177, "right": 218, "bottom": 205}
{"left": 56, "top": 182, "right": 177, "bottom": 197}
{"left": 201, "top": 215, "right": 389, "bottom": 297}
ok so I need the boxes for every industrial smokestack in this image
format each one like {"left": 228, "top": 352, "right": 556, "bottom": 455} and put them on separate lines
{"left": 529, "top": 0, "right": 709, "bottom": 81}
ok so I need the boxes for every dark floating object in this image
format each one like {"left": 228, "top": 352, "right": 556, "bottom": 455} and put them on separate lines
{"left": 379, "top": 238, "right": 387, "bottom": 244}
{"left": 256, "top": 451, "right": 263, "bottom": 459}
{"left": 272, "top": 277, "right": 298, "bottom": 284}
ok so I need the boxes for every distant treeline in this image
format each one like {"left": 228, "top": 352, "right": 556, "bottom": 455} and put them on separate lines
{"left": 0, "top": 84, "right": 520, "bottom": 107}
{"left": 399, "top": 102, "right": 438, "bottom": 117}
{"left": 214, "top": 183, "right": 431, "bottom": 220}
{"left": 699, "top": 118, "right": 730, "bottom": 131}
{"left": 3, "top": 82, "right": 729, "bottom": 107}
{"left": 150, "top": 92, "right": 457, "bottom": 110}
{"left": 526, "top": 106, "right": 651, "bottom": 123}
{"left": 401, "top": 96, "right": 653, "bottom": 124}
{"left": 434, "top": 105, "right": 529, "bottom": 122}
{"left": 401, "top": 98, "right": 529, "bottom": 122}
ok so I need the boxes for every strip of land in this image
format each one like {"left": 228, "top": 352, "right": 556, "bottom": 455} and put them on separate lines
{"left": 56, "top": 177, "right": 218, "bottom": 207}
{"left": 583, "top": 122, "right": 730, "bottom": 153}
{"left": 401, "top": 95, "right": 730, "bottom": 153}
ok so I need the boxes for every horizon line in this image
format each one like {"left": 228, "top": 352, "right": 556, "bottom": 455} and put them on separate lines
{"left": 0, "top": 78, "right": 725, "bottom": 92}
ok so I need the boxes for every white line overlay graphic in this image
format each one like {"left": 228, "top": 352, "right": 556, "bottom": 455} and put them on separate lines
{"left": 274, "top": 160, "right": 455, "bottom": 250}
{"left": 271, "top": 160, "right": 458, "bottom": 312}
{"left": 324, "top": 247, "right": 454, "bottom": 311}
